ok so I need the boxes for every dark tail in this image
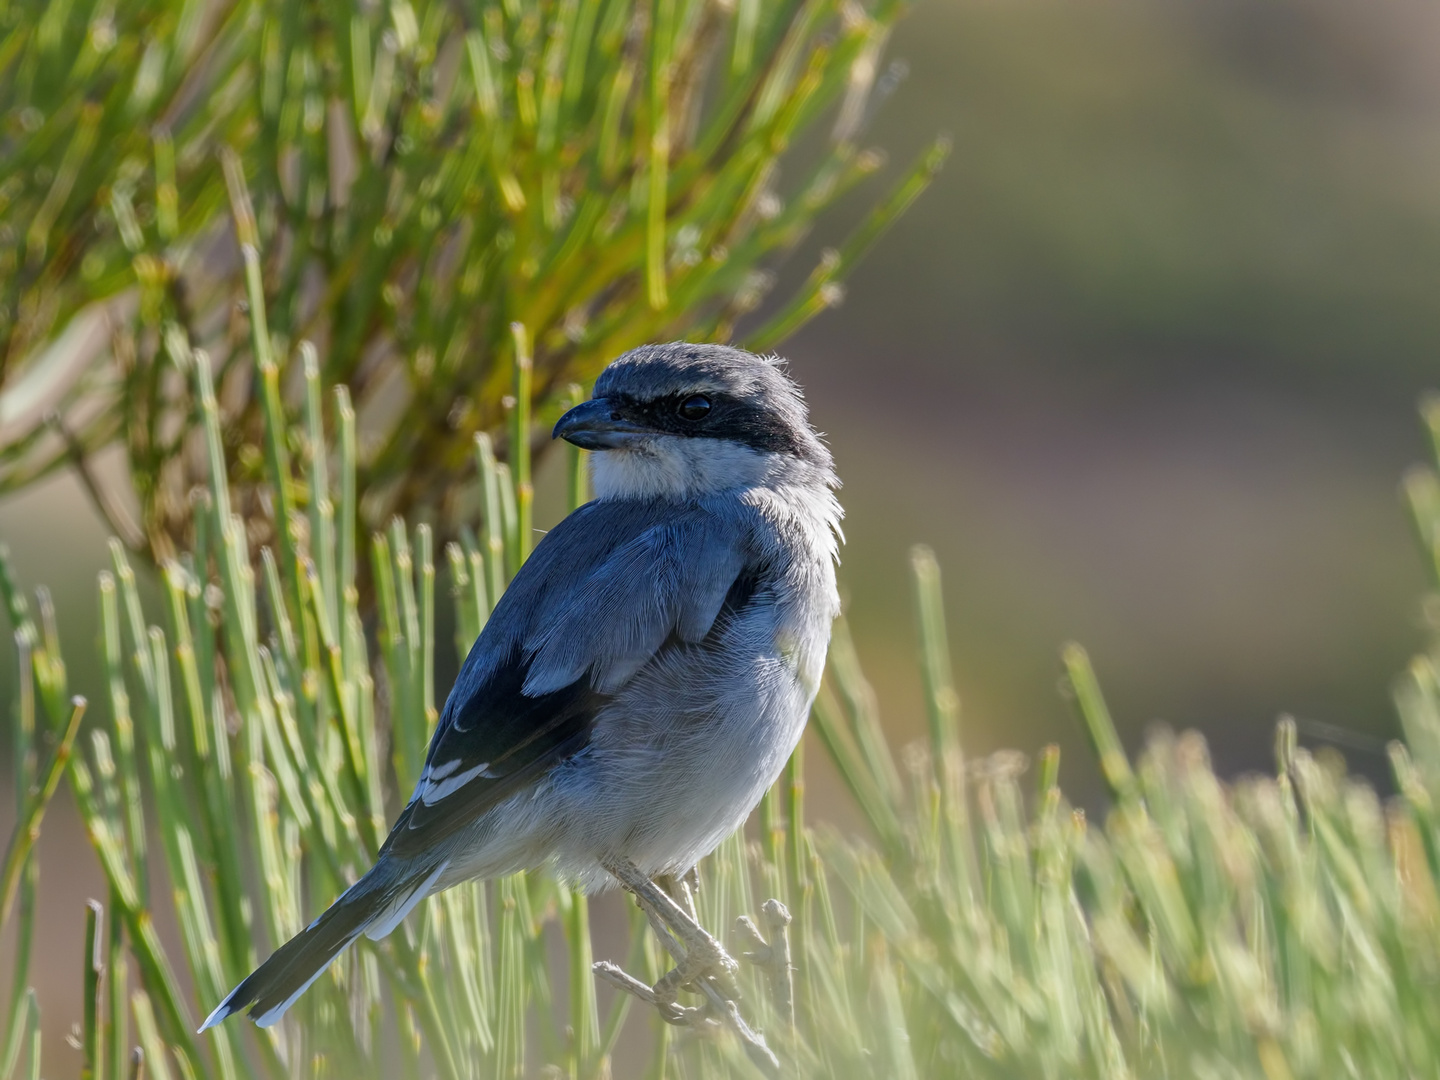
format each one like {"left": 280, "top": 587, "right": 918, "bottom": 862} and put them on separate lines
{"left": 200, "top": 858, "right": 448, "bottom": 1030}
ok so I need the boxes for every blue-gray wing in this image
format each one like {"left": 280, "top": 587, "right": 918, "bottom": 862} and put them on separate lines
{"left": 381, "top": 500, "right": 751, "bottom": 857}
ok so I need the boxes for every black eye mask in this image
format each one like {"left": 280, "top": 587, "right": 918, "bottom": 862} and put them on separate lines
{"left": 603, "top": 392, "right": 816, "bottom": 460}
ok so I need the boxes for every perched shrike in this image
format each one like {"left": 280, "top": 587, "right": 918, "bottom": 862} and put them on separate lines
{"left": 202, "top": 342, "right": 842, "bottom": 1029}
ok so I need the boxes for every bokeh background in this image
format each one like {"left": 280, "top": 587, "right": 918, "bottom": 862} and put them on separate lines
{"left": 3, "top": 0, "right": 1439, "bottom": 1055}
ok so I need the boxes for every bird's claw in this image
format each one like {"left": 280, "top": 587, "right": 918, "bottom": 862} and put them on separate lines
{"left": 596, "top": 858, "right": 781, "bottom": 1075}
{"left": 651, "top": 927, "right": 740, "bottom": 1005}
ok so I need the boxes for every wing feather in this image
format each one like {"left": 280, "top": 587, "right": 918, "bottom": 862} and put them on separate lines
{"left": 523, "top": 516, "right": 747, "bottom": 694}
{"left": 382, "top": 500, "right": 753, "bottom": 858}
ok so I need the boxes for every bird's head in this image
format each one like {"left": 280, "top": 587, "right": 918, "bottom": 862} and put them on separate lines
{"left": 553, "top": 343, "right": 835, "bottom": 501}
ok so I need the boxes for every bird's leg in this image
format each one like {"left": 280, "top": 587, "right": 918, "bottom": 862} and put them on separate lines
{"left": 594, "top": 858, "right": 780, "bottom": 1076}
{"left": 681, "top": 865, "right": 701, "bottom": 916}
{"left": 601, "top": 857, "right": 739, "bottom": 1002}
{"left": 657, "top": 869, "right": 701, "bottom": 925}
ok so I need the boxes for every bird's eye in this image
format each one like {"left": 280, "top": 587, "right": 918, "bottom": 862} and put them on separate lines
{"left": 677, "top": 395, "right": 711, "bottom": 421}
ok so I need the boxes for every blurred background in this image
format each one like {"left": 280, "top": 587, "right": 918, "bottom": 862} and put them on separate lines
{"left": 783, "top": 0, "right": 1440, "bottom": 799}
{"left": 3, "top": 0, "right": 1439, "bottom": 1046}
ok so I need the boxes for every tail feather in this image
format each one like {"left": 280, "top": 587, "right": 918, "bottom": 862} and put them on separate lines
{"left": 363, "top": 860, "right": 448, "bottom": 941}
{"left": 200, "top": 859, "right": 448, "bottom": 1031}
{"left": 199, "top": 908, "right": 363, "bottom": 1032}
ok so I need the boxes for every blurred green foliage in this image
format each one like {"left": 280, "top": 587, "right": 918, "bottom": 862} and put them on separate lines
{"left": 0, "top": 0, "right": 943, "bottom": 558}
{"left": 2, "top": 289, "right": 1440, "bottom": 1077}
{"left": 7, "top": 0, "right": 1440, "bottom": 1076}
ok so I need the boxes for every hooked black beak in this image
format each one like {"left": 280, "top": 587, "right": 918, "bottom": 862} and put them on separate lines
{"left": 552, "top": 397, "right": 652, "bottom": 450}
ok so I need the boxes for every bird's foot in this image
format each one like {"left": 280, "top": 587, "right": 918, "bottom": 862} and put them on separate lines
{"left": 650, "top": 922, "right": 736, "bottom": 1006}
{"left": 603, "top": 858, "right": 740, "bottom": 994}
{"left": 596, "top": 858, "right": 779, "bottom": 1076}
{"left": 592, "top": 961, "right": 710, "bottom": 1028}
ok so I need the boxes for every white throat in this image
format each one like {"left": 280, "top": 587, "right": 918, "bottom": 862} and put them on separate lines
{"left": 590, "top": 437, "right": 811, "bottom": 501}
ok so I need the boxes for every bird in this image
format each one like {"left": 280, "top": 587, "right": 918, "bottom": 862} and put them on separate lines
{"left": 201, "top": 341, "right": 843, "bottom": 1030}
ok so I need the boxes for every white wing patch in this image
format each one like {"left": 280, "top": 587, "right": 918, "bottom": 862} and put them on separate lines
{"left": 426, "top": 759, "right": 461, "bottom": 781}
{"left": 420, "top": 761, "right": 495, "bottom": 805}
